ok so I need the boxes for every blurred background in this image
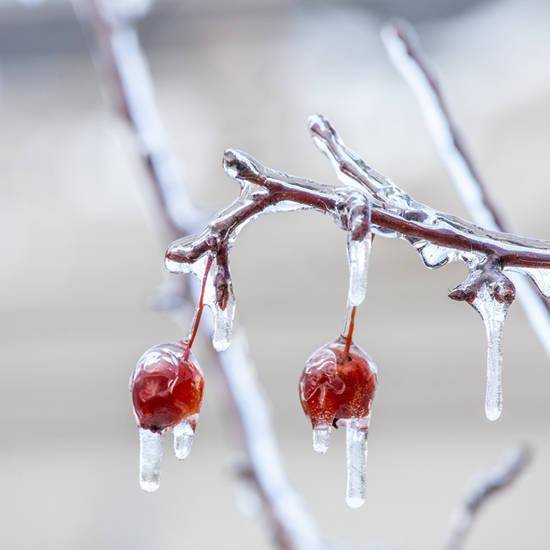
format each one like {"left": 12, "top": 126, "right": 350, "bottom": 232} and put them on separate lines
{"left": 1, "top": 0, "right": 549, "bottom": 548}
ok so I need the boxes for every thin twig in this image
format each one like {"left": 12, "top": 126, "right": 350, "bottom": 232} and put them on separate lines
{"left": 444, "top": 445, "right": 532, "bottom": 550}
{"left": 381, "top": 20, "right": 550, "bottom": 355}
{"left": 308, "top": 116, "right": 550, "bottom": 269}
{"left": 72, "top": 1, "right": 323, "bottom": 548}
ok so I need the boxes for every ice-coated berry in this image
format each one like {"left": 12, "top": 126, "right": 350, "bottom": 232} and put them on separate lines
{"left": 299, "top": 336, "right": 377, "bottom": 428}
{"left": 131, "top": 343, "right": 204, "bottom": 433}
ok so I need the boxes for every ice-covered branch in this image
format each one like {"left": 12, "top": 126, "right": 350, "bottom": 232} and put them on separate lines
{"left": 74, "top": 1, "right": 323, "bottom": 547}
{"left": 444, "top": 445, "right": 532, "bottom": 550}
{"left": 167, "top": 124, "right": 550, "bottom": 280}
{"left": 380, "top": 20, "right": 550, "bottom": 356}
{"left": 166, "top": 118, "right": 549, "bottom": 420}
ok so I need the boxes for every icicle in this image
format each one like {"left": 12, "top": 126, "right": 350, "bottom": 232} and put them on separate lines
{"left": 211, "top": 284, "right": 236, "bottom": 351}
{"left": 347, "top": 231, "right": 372, "bottom": 306}
{"left": 189, "top": 252, "right": 236, "bottom": 352}
{"left": 173, "top": 417, "right": 196, "bottom": 460}
{"left": 346, "top": 195, "right": 372, "bottom": 307}
{"left": 472, "top": 285, "right": 510, "bottom": 421}
{"left": 139, "top": 428, "right": 162, "bottom": 492}
{"left": 312, "top": 423, "right": 331, "bottom": 454}
{"left": 169, "top": 251, "right": 236, "bottom": 352}
{"left": 519, "top": 267, "right": 550, "bottom": 297}
{"left": 345, "top": 416, "right": 370, "bottom": 508}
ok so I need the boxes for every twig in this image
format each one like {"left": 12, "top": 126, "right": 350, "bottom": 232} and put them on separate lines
{"left": 381, "top": 20, "right": 550, "bottom": 355}
{"left": 443, "top": 445, "right": 532, "bottom": 550}
{"left": 166, "top": 126, "right": 550, "bottom": 278}
{"left": 72, "top": 1, "right": 323, "bottom": 548}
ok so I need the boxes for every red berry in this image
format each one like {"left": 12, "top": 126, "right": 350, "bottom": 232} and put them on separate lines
{"left": 299, "top": 336, "right": 377, "bottom": 428}
{"left": 131, "top": 343, "right": 204, "bottom": 433}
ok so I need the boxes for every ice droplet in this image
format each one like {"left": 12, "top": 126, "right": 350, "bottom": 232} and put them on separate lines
{"left": 345, "top": 416, "right": 370, "bottom": 508}
{"left": 347, "top": 231, "right": 372, "bottom": 306}
{"left": 312, "top": 423, "right": 332, "bottom": 454}
{"left": 472, "top": 285, "right": 510, "bottom": 421}
{"left": 520, "top": 267, "right": 550, "bottom": 297}
{"left": 139, "top": 428, "right": 162, "bottom": 492}
{"left": 417, "top": 242, "right": 454, "bottom": 269}
{"left": 173, "top": 417, "right": 196, "bottom": 460}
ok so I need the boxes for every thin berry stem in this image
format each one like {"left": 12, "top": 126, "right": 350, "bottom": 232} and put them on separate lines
{"left": 184, "top": 255, "right": 213, "bottom": 359}
{"left": 344, "top": 306, "right": 357, "bottom": 358}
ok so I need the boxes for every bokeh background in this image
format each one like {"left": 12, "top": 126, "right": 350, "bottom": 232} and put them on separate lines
{"left": 1, "top": 0, "right": 549, "bottom": 548}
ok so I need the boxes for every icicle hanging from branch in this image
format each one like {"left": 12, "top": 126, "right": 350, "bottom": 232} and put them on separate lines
{"left": 449, "top": 257, "right": 515, "bottom": 420}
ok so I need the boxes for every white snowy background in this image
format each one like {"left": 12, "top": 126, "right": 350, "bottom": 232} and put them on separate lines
{"left": 0, "top": 0, "right": 548, "bottom": 548}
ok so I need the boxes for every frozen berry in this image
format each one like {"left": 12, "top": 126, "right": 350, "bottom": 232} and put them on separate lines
{"left": 299, "top": 336, "right": 377, "bottom": 429}
{"left": 131, "top": 343, "right": 204, "bottom": 433}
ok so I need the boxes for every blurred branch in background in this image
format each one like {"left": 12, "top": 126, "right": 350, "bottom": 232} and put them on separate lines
{"left": 444, "top": 445, "right": 532, "bottom": 550}
{"left": 71, "top": 0, "right": 323, "bottom": 548}
{"left": 381, "top": 20, "right": 550, "bottom": 356}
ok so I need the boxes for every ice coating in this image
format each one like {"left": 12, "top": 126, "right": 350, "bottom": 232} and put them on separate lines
{"left": 520, "top": 267, "right": 550, "bottom": 298}
{"left": 211, "top": 275, "right": 236, "bottom": 351}
{"left": 309, "top": 114, "right": 412, "bottom": 211}
{"left": 130, "top": 343, "right": 204, "bottom": 432}
{"left": 472, "top": 285, "right": 510, "bottom": 421}
{"left": 173, "top": 416, "right": 196, "bottom": 460}
{"left": 139, "top": 428, "right": 162, "bottom": 492}
{"left": 299, "top": 337, "right": 377, "bottom": 430}
{"left": 346, "top": 196, "right": 372, "bottom": 307}
{"left": 345, "top": 416, "right": 370, "bottom": 508}
{"left": 198, "top": 256, "right": 236, "bottom": 352}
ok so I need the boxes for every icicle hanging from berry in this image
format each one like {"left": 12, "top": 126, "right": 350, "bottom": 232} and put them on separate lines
{"left": 130, "top": 255, "right": 212, "bottom": 491}
{"left": 130, "top": 342, "right": 205, "bottom": 491}
{"left": 139, "top": 427, "right": 162, "bottom": 493}
{"left": 299, "top": 308, "right": 378, "bottom": 508}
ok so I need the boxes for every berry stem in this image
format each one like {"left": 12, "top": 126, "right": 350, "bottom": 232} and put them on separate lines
{"left": 343, "top": 306, "right": 357, "bottom": 358}
{"left": 184, "top": 255, "right": 214, "bottom": 359}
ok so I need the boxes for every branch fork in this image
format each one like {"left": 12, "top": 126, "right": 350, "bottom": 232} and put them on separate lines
{"left": 449, "top": 257, "right": 516, "bottom": 306}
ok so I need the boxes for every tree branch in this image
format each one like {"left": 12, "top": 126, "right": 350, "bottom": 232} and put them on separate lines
{"left": 73, "top": 1, "right": 323, "bottom": 547}
{"left": 443, "top": 445, "right": 532, "bottom": 550}
{"left": 166, "top": 122, "right": 550, "bottom": 285}
{"left": 380, "top": 20, "right": 550, "bottom": 354}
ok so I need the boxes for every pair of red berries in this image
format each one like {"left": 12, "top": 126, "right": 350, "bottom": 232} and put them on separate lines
{"left": 131, "top": 335, "right": 377, "bottom": 446}
{"left": 130, "top": 336, "right": 377, "bottom": 505}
